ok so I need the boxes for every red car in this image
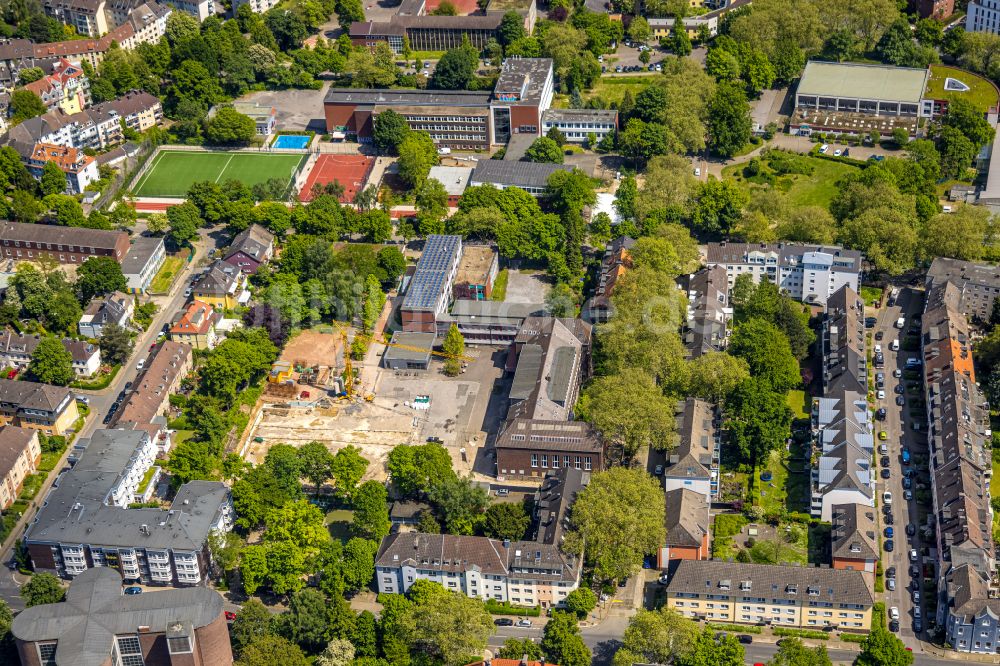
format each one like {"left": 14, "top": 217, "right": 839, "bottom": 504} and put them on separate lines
{"left": 225, "top": 611, "right": 237, "bottom": 621}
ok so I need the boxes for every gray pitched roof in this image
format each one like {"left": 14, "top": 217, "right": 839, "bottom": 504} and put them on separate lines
{"left": 0, "top": 425, "right": 34, "bottom": 482}
{"left": 0, "top": 377, "right": 72, "bottom": 412}
{"left": 11, "top": 566, "right": 223, "bottom": 666}
{"left": 226, "top": 223, "right": 274, "bottom": 263}
{"left": 830, "top": 503, "right": 878, "bottom": 560}
{"left": 471, "top": 160, "right": 574, "bottom": 191}
{"left": 664, "top": 559, "right": 875, "bottom": 607}
{"left": 664, "top": 487, "right": 709, "bottom": 548}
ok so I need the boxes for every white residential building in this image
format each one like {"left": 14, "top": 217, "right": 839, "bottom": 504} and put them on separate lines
{"left": 706, "top": 242, "right": 862, "bottom": 305}
{"left": 968, "top": 0, "right": 1000, "bottom": 34}
{"left": 232, "top": 0, "right": 280, "bottom": 13}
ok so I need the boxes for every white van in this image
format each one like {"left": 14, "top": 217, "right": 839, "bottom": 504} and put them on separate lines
{"left": 895, "top": 317, "right": 905, "bottom": 329}
{"left": 136, "top": 358, "right": 146, "bottom": 370}
{"left": 890, "top": 339, "right": 900, "bottom": 351}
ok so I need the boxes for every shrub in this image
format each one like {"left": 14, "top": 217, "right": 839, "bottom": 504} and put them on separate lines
{"left": 485, "top": 599, "right": 541, "bottom": 617}
{"left": 715, "top": 514, "right": 748, "bottom": 538}
{"left": 773, "top": 628, "right": 829, "bottom": 640}
{"left": 706, "top": 622, "right": 762, "bottom": 634}
{"left": 840, "top": 632, "right": 869, "bottom": 643}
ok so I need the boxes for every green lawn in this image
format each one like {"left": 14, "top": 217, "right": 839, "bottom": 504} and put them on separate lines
{"left": 555, "top": 76, "right": 653, "bottom": 108}
{"left": 491, "top": 269, "right": 509, "bottom": 301}
{"left": 133, "top": 150, "right": 306, "bottom": 198}
{"left": 859, "top": 286, "right": 883, "bottom": 307}
{"left": 722, "top": 153, "right": 860, "bottom": 208}
{"left": 326, "top": 508, "right": 355, "bottom": 543}
{"left": 149, "top": 255, "right": 185, "bottom": 293}
{"left": 786, "top": 390, "right": 810, "bottom": 419}
{"left": 926, "top": 64, "right": 1000, "bottom": 114}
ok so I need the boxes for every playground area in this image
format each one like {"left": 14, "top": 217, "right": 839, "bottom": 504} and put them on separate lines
{"left": 132, "top": 149, "right": 308, "bottom": 198}
{"left": 298, "top": 154, "right": 375, "bottom": 203}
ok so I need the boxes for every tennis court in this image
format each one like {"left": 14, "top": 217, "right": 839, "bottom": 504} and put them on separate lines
{"left": 133, "top": 150, "right": 307, "bottom": 198}
{"left": 298, "top": 154, "right": 374, "bottom": 203}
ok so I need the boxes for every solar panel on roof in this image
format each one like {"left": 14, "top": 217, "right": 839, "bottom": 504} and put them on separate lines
{"left": 402, "top": 235, "right": 462, "bottom": 311}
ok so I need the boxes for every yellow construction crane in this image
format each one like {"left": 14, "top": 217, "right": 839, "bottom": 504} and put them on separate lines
{"left": 374, "top": 333, "right": 473, "bottom": 362}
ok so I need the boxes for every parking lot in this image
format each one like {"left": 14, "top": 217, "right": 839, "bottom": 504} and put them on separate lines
{"left": 871, "top": 287, "right": 932, "bottom": 649}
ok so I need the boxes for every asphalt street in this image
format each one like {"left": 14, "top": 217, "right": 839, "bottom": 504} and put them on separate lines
{"left": 0, "top": 228, "right": 222, "bottom": 611}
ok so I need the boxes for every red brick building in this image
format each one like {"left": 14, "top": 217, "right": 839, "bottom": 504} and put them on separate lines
{"left": 659, "top": 488, "right": 711, "bottom": 565}
{"left": 0, "top": 221, "right": 130, "bottom": 264}
{"left": 12, "top": 566, "right": 233, "bottom": 666}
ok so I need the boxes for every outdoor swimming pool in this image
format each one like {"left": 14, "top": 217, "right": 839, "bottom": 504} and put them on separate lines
{"left": 273, "top": 134, "right": 310, "bottom": 149}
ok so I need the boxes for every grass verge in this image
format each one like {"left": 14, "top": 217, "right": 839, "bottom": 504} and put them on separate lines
{"left": 150, "top": 255, "right": 186, "bottom": 294}
{"left": 706, "top": 622, "right": 762, "bottom": 634}
{"left": 491, "top": 269, "right": 509, "bottom": 301}
{"left": 773, "top": 627, "right": 830, "bottom": 640}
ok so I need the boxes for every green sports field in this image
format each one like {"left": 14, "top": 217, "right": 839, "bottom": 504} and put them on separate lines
{"left": 132, "top": 150, "right": 307, "bottom": 198}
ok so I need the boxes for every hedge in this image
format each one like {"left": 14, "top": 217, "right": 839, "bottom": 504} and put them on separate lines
{"left": 706, "top": 622, "right": 762, "bottom": 634}
{"left": 840, "top": 632, "right": 869, "bottom": 643}
{"left": 773, "top": 628, "right": 830, "bottom": 640}
{"left": 714, "top": 514, "right": 748, "bottom": 538}
{"left": 873, "top": 601, "right": 886, "bottom": 629}
{"left": 484, "top": 599, "right": 541, "bottom": 617}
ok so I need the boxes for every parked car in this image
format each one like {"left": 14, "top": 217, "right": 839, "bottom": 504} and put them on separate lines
{"left": 876, "top": 408, "right": 887, "bottom": 420}
{"left": 887, "top": 578, "right": 896, "bottom": 591}
{"left": 865, "top": 317, "right": 877, "bottom": 328}
{"left": 885, "top": 526, "right": 894, "bottom": 538}
{"left": 902, "top": 448, "right": 911, "bottom": 464}
{"left": 895, "top": 316, "right": 906, "bottom": 329}
{"left": 819, "top": 144, "right": 829, "bottom": 154}
{"left": 895, "top": 384, "right": 905, "bottom": 394}
{"left": 885, "top": 539, "right": 894, "bottom": 552}
{"left": 906, "top": 523, "right": 917, "bottom": 537}
{"left": 914, "top": 619, "right": 923, "bottom": 632}
{"left": 136, "top": 358, "right": 146, "bottom": 370}
{"left": 881, "top": 468, "right": 891, "bottom": 479}
{"left": 904, "top": 488, "right": 913, "bottom": 500}
{"left": 225, "top": 611, "right": 237, "bottom": 621}
{"left": 909, "top": 548, "right": 918, "bottom": 562}
{"left": 890, "top": 619, "right": 900, "bottom": 632}
{"left": 878, "top": 431, "right": 888, "bottom": 441}
{"left": 123, "top": 586, "right": 142, "bottom": 595}
{"left": 875, "top": 331, "right": 884, "bottom": 340}
{"left": 885, "top": 512, "right": 894, "bottom": 525}
{"left": 887, "top": 566, "right": 896, "bottom": 578}
{"left": 516, "top": 619, "right": 532, "bottom": 627}
{"left": 890, "top": 606, "right": 900, "bottom": 620}
{"left": 893, "top": 368, "right": 903, "bottom": 378}
{"left": 896, "top": 395, "right": 905, "bottom": 406}
{"left": 833, "top": 149, "right": 842, "bottom": 157}
{"left": 737, "top": 635, "right": 753, "bottom": 644}
{"left": 913, "top": 590, "right": 921, "bottom": 603}
{"left": 903, "top": 477, "right": 912, "bottom": 489}
{"left": 654, "top": 464, "right": 664, "bottom": 475}
{"left": 495, "top": 618, "right": 514, "bottom": 626}
{"left": 883, "top": 491, "right": 893, "bottom": 505}
{"left": 880, "top": 456, "right": 890, "bottom": 467}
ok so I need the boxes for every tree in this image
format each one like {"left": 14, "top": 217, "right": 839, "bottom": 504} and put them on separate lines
{"left": 524, "top": 136, "right": 564, "bottom": 163}
{"left": 0, "top": 598, "right": 14, "bottom": 663}
{"left": 629, "top": 16, "right": 651, "bottom": 43}
{"left": 387, "top": 442, "right": 456, "bottom": 498}
{"left": 728, "top": 318, "right": 800, "bottom": 392}
{"left": 768, "top": 637, "right": 832, "bottom": 666}
{"left": 541, "top": 612, "right": 591, "bottom": 666}
{"left": 915, "top": 18, "right": 942, "bottom": 45}
{"left": 316, "top": 638, "right": 355, "bottom": 666}
{"left": 373, "top": 109, "right": 410, "bottom": 155}
{"left": 442, "top": 323, "right": 465, "bottom": 376}
{"left": 618, "top": 608, "right": 700, "bottom": 665}
{"left": 167, "top": 201, "right": 201, "bottom": 246}
{"left": 670, "top": 24, "right": 692, "bottom": 56}
{"left": 546, "top": 126, "right": 567, "bottom": 147}
{"left": 99, "top": 321, "right": 133, "bottom": 365}
{"left": 399, "top": 589, "right": 495, "bottom": 666}
{"left": 397, "top": 132, "right": 438, "bottom": 189}
{"left": 352, "top": 610, "right": 378, "bottom": 658}
{"left": 77, "top": 256, "right": 127, "bottom": 302}
{"left": 206, "top": 107, "right": 257, "bottom": 145}
{"left": 675, "top": 629, "right": 743, "bottom": 666}
{"left": 17, "top": 67, "right": 44, "bottom": 84}
{"left": 21, "top": 573, "right": 65, "bottom": 607}
{"left": 499, "top": 10, "right": 526, "bottom": 46}
{"left": 497, "top": 638, "right": 543, "bottom": 660}
{"left": 278, "top": 588, "right": 331, "bottom": 653}
{"left": 686, "top": 351, "right": 750, "bottom": 404}
{"left": 331, "top": 445, "right": 368, "bottom": 498}
{"left": 693, "top": 177, "right": 749, "bottom": 237}
{"left": 943, "top": 97, "right": 996, "bottom": 148}
{"left": 335, "top": 0, "right": 364, "bottom": 27}
{"left": 432, "top": 0, "right": 457, "bottom": 14}
{"left": 726, "top": 377, "right": 794, "bottom": 470}
{"left": 578, "top": 369, "right": 677, "bottom": 462}
{"left": 426, "top": 475, "right": 489, "bottom": 535}
{"left": 855, "top": 627, "right": 914, "bottom": 666}
{"left": 430, "top": 43, "right": 478, "bottom": 90}
{"left": 481, "top": 501, "right": 530, "bottom": 541}
{"left": 28, "top": 337, "right": 74, "bottom": 386}
{"left": 416, "top": 178, "right": 449, "bottom": 237}
{"left": 10, "top": 89, "right": 46, "bottom": 124}
{"left": 938, "top": 125, "right": 977, "bottom": 180}
{"left": 564, "top": 467, "right": 665, "bottom": 583}
{"left": 298, "top": 441, "right": 336, "bottom": 496}
{"left": 563, "top": 588, "right": 597, "bottom": 618}
{"left": 707, "top": 82, "right": 752, "bottom": 158}
{"left": 921, "top": 205, "right": 994, "bottom": 261}
{"left": 352, "top": 480, "right": 391, "bottom": 541}
{"left": 39, "top": 161, "right": 67, "bottom": 196}
{"left": 237, "top": 635, "right": 309, "bottom": 666}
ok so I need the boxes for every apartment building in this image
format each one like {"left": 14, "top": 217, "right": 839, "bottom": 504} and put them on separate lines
{"left": 679, "top": 265, "right": 732, "bottom": 358}
{"left": 0, "top": 332, "right": 100, "bottom": 377}
{"left": 944, "top": 564, "right": 1000, "bottom": 653}
{"left": 120, "top": 235, "right": 166, "bottom": 294}
{"left": 505, "top": 316, "right": 592, "bottom": 422}
{"left": 190, "top": 260, "right": 249, "bottom": 310}
{"left": 79, "top": 291, "right": 133, "bottom": 338}
{"left": 540, "top": 108, "right": 618, "bottom": 144}
{"left": 705, "top": 242, "right": 862, "bottom": 305}
{"left": 113, "top": 341, "right": 192, "bottom": 428}
{"left": 926, "top": 256, "right": 1000, "bottom": 321}
{"left": 830, "top": 503, "right": 878, "bottom": 573}
{"left": 401, "top": 234, "right": 463, "bottom": 333}
{"left": 821, "top": 285, "right": 867, "bottom": 395}
{"left": 489, "top": 58, "right": 554, "bottom": 145}
{"left": 0, "top": 378, "right": 79, "bottom": 435}
{"left": 12, "top": 567, "right": 233, "bottom": 666}
{"left": 22, "top": 58, "right": 90, "bottom": 114}
{"left": 0, "top": 221, "right": 130, "bottom": 264}
{"left": 0, "top": 426, "right": 40, "bottom": 510}
{"left": 495, "top": 418, "right": 603, "bottom": 481}
{"left": 170, "top": 300, "right": 220, "bottom": 350}
{"left": 42, "top": 0, "right": 110, "bottom": 37}
{"left": 375, "top": 467, "right": 584, "bottom": 607}
{"left": 648, "top": 14, "right": 719, "bottom": 38}
{"left": 968, "top": 0, "right": 1000, "bottom": 33}
{"left": 582, "top": 236, "right": 634, "bottom": 324}
{"left": 659, "top": 488, "right": 710, "bottom": 565}
{"left": 98, "top": 89, "right": 163, "bottom": 132}
{"left": 811, "top": 389, "right": 875, "bottom": 520}
{"left": 28, "top": 142, "right": 99, "bottom": 193}
{"left": 663, "top": 560, "right": 874, "bottom": 630}
{"left": 452, "top": 245, "right": 498, "bottom": 301}
{"left": 223, "top": 223, "right": 274, "bottom": 275}
{"left": 921, "top": 280, "right": 995, "bottom": 635}
{"left": 665, "top": 398, "right": 719, "bottom": 499}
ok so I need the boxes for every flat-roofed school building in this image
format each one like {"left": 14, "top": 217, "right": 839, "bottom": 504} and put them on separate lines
{"left": 794, "top": 61, "right": 930, "bottom": 118}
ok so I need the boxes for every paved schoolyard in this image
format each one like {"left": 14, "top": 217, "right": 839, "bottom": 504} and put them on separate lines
{"left": 238, "top": 83, "right": 332, "bottom": 132}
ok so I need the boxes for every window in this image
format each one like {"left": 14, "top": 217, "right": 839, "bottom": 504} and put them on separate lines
{"left": 167, "top": 636, "right": 192, "bottom": 654}
{"left": 116, "top": 635, "right": 144, "bottom": 666}
{"left": 530, "top": 454, "right": 537, "bottom": 468}
{"left": 541, "top": 454, "right": 548, "bottom": 468}
{"left": 37, "top": 643, "right": 57, "bottom": 666}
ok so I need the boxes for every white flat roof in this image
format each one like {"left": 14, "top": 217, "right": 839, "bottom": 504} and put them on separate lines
{"left": 797, "top": 61, "right": 929, "bottom": 104}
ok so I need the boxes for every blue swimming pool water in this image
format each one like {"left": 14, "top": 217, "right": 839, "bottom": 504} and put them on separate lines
{"left": 273, "top": 135, "right": 310, "bottom": 149}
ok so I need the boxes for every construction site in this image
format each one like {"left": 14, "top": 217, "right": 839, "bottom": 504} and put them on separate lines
{"left": 239, "top": 328, "right": 510, "bottom": 482}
